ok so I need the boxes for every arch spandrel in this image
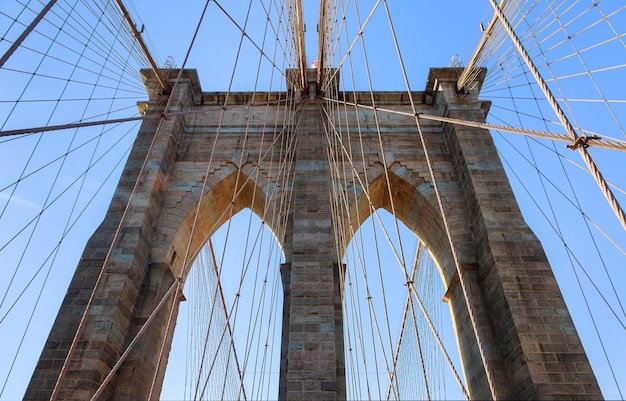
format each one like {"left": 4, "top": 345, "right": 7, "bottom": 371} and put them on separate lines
{"left": 345, "top": 169, "right": 476, "bottom": 292}
{"left": 151, "top": 170, "right": 284, "bottom": 281}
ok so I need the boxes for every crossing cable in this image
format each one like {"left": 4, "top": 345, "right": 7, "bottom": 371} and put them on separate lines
{"left": 202, "top": 238, "right": 248, "bottom": 401}
{"left": 68, "top": 0, "right": 145, "bottom": 74}
{"left": 0, "top": 0, "right": 58, "bottom": 68}
{"left": 458, "top": 0, "right": 534, "bottom": 92}
{"left": 322, "top": 2, "right": 624, "bottom": 388}
{"left": 386, "top": 245, "right": 429, "bottom": 400}
{"left": 318, "top": 105, "right": 414, "bottom": 289}
{"left": 54, "top": 0, "right": 218, "bottom": 397}
{"left": 350, "top": 0, "right": 412, "bottom": 357}
{"left": 211, "top": 0, "right": 295, "bottom": 84}
{"left": 320, "top": 94, "right": 452, "bottom": 398}
{"left": 328, "top": 35, "right": 377, "bottom": 396}
{"left": 233, "top": 7, "right": 293, "bottom": 396}
{"left": 1, "top": 1, "right": 148, "bottom": 95}
{"left": 497, "top": 144, "right": 626, "bottom": 397}
{"left": 168, "top": 63, "right": 290, "bottom": 398}
{"left": 324, "top": 110, "right": 394, "bottom": 397}
{"left": 319, "top": 97, "right": 626, "bottom": 153}
{"left": 91, "top": 278, "right": 183, "bottom": 401}
{"left": 322, "top": 0, "right": 383, "bottom": 92}
{"left": 146, "top": 281, "right": 183, "bottom": 400}
{"left": 161, "top": 0, "right": 296, "bottom": 395}
{"left": 0, "top": 151, "right": 134, "bottom": 395}
{"left": 419, "top": 113, "right": 626, "bottom": 151}
{"left": 457, "top": 0, "right": 509, "bottom": 91}
{"left": 323, "top": 97, "right": 400, "bottom": 399}
{"left": 203, "top": 0, "right": 266, "bottom": 392}
{"left": 593, "top": 5, "right": 626, "bottom": 56}
{"left": 291, "top": 0, "right": 307, "bottom": 90}
{"left": 418, "top": 114, "right": 500, "bottom": 399}
{"left": 462, "top": 2, "right": 583, "bottom": 97}
{"left": 379, "top": 0, "right": 502, "bottom": 397}
{"left": 487, "top": 0, "right": 626, "bottom": 232}
{"left": 88, "top": 98, "right": 304, "bottom": 399}
{"left": 321, "top": 98, "right": 626, "bottom": 267}
{"left": 195, "top": 101, "right": 299, "bottom": 397}
{"left": 406, "top": 251, "right": 431, "bottom": 401}
{"left": 0, "top": 0, "right": 91, "bottom": 228}
{"left": 319, "top": 21, "right": 389, "bottom": 392}
{"left": 55, "top": 102, "right": 166, "bottom": 401}
{"left": 323, "top": 91, "right": 470, "bottom": 397}
{"left": 87, "top": 110, "right": 300, "bottom": 399}
{"left": 490, "top": 50, "right": 626, "bottom": 324}
{"left": 517, "top": 2, "right": 626, "bottom": 141}
{"left": 0, "top": 130, "right": 134, "bottom": 326}
{"left": 0, "top": 119, "right": 144, "bottom": 257}
{"left": 1, "top": 61, "right": 144, "bottom": 97}
{"left": 202, "top": 1, "right": 279, "bottom": 394}
{"left": 0, "top": 1, "right": 37, "bottom": 51}
{"left": 489, "top": 48, "right": 626, "bottom": 320}
{"left": 495, "top": 131, "right": 626, "bottom": 327}
{"left": 324, "top": 0, "right": 352, "bottom": 96}
{"left": 1, "top": 21, "right": 144, "bottom": 385}
{"left": 0, "top": 98, "right": 293, "bottom": 138}
{"left": 483, "top": 5, "right": 626, "bottom": 362}
{"left": 387, "top": 241, "right": 470, "bottom": 399}
{"left": 257, "top": 0, "right": 292, "bottom": 63}
{"left": 4, "top": 0, "right": 290, "bottom": 396}
{"left": 541, "top": 3, "right": 626, "bottom": 139}
{"left": 1, "top": 0, "right": 142, "bottom": 364}
{"left": 327, "top": 76, "right": 465, "bottom": 392}
{"left": 191, "top": 239, "right": 231, "bottom": 399}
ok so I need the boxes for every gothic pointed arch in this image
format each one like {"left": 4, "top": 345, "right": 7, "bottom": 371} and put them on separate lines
{"left": 153, "top": 170, "right": 274, "bottom": 281}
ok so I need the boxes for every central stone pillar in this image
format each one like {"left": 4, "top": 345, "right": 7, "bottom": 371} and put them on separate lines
{"left": 278, "top": 98, "right": 346, "bottom": 400}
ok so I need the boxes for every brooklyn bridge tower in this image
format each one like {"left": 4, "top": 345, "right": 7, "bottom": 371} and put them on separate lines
{"left": 1, "top": 1, "right": 624, "bottom": 400}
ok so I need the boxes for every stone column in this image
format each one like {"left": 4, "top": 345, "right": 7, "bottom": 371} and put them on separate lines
{"left": 278, "top": 98, "right": 346, "bottom": 400}
{"left": 430, "top": 68, "right": 602, "bottom": 399}
{"left": 23, "top": 70, "right": 200, "bottom": 401}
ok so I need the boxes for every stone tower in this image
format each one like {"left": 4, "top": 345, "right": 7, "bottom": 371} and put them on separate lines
{"left": 25, "top": 68, "right": 602, "bottom": 400}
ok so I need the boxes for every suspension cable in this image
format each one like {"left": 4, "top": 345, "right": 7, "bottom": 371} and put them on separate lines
{"left": 0, "top": 0, "right": 58, "bottom": 68}
{"left": 320, "top": 96, "right": 626, "bottom": 152}
{"left": 378, "top": 0, "right": 501, "bottom": 397}
{"left": 457, "top": 0, "right": 509, "bottom": 91}
{"left": 113, "top": 0, "right": 169, "bottom": 92}
{"left": 51, "top": 0, "right": 219, "bottom": 395}
{"left": 487, "top": 0, "right": 626, "bottom": 231}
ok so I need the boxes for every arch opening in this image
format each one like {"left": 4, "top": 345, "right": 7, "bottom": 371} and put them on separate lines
{"left": 163, "top": 170, "right": 285, "bottom": 283}
{"left": 161, "top": 208, "right": 285, "bottom": 400}
{"left": 341, "top": 208, "right": 466, "bottom": 400}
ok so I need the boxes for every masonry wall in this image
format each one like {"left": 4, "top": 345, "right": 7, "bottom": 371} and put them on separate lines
{"left": 25, "top": 68, "right": 602, "bottom": 400}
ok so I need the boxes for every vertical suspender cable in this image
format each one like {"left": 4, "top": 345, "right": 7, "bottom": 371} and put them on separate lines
{"left": 487, "top": 0, "right": 626, "bottom": 232}
{"left": 378, "top": 0, "right": 499, "bottom": 397}
{"left": 52, "top": 0, "right": 217, "bottom": 396}
{"left": 207, "top": 238, "right": 247, "bottom": 401}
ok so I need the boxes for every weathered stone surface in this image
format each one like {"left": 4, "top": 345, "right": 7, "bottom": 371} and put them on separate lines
{"left": 24, "top": 68, "right": 601, "bottom": 401}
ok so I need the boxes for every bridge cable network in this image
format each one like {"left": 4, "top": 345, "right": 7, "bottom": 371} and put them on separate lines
{"left": 0, "top": 0, "right": 624, "bottom": 399}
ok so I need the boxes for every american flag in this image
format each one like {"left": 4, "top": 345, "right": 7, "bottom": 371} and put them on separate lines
{"left": 311, "top": 60, "right": 318, "bottom": 68}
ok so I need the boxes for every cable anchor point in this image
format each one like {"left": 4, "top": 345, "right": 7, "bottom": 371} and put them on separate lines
{"left": 566, "top": 134, "right": 600, "bottom": 150}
